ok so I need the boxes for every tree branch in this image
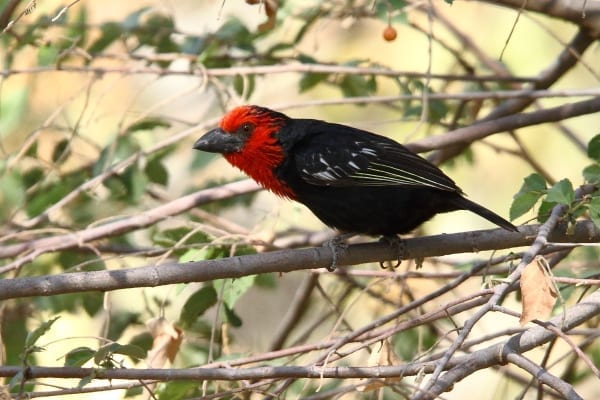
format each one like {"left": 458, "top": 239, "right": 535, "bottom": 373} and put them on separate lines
{"left": 1, "top": 222, "right": 599, "bottom": 300}
{"left": 406, "top": 95, "right": 600, "bottom": 153}
{"left": 481, "top": 0, "right": 600, "bottom": 36}
{"left": 0, "top": 288, "right": 596, "bottom": 389}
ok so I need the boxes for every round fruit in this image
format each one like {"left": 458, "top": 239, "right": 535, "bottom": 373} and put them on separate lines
{"left": 383, "top": 26, "right": 397, "bottom": 42}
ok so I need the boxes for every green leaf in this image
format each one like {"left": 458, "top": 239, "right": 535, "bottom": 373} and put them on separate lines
{"left": 393, "top": 327, "right": 435, "bottom": 361}
{"left": 546, "top": 179, "right": 574, "bottom": 205}
{"left": 121, "top": 166, "right": 148, "bottom": 202}
{"left": 587, "top": 134, "right": 600, "bottom": 162}
{"left": 25, "top": 173, "right": 85, "bottom": 217}
{"left": 152, "top": 228, "right": 211, "bottom": 252}
{"left": 0, "top": 88, "right": 28, "bottom": 134}
{"left": 106, "top": 311, "right": 140, "bottom": 341}
{"left": 340, "top": 75, "right": 372, "bottom": 98}
{"left": 510, "top": 173, "right": 547, "bottom": 220}
{"left": 94, "top": 342, "right": 146, "bottom": 365}
{"left": 254, "top": 273, "right": 277, "bottom": 288}
{"left": 215, "top": 18, "right": 251, "bottom": 44}
{"left": 222, "top": 303, "right": 242, "bottom": 327}
{"left": 587, "top": 197, "right": 600, "bottom": 229}
{"left": 51, "top": 139, "right": 70, "bottom": 163}
{"left": 111, "top": 343, "right": 146, "bottom": 360}
{"left": 179, "top": 286, "right": 218, "bottom": 328}
{"left": 2, "top": 312, "right": 28, "bottom": 365}
{"left": 25, "top": 317, "right": 60, "bottom": 348}
{"left": 233, "top": 74, "right": 255, "bottom": 99}
{"left": 124, "top": 117, "right": 171, "bottom": 134}
{"left": 537, "top": 200, "right": 557, "bottom": 223}
{"left": 87, "top": 22, "right": 122, "bottom": 53}
{"left": 181, "top": 36, "right": 207, "bottom": 55}
{"left": 65, "top": 347, "right": 96, "bottom": 367}
{"left": 217, "top": 275, "right": 256, "bottom": 309}
{"left": 427, "top": 98, "right": 449, "bottom": 123}
{"left": 128, "top": 332, "right": 153, "bottom": 354}
{"left": 93, "top": 135, "right": 139, "bottom": 176}
{"left": 522, "top": 173, "right": 547, "bottom": 192}
{"left": 37, "top": 44, "right": 59, "bottom": 66}
{"left": 156, "top": 381, "right": 198, "bottom": 400}
{"left": 77, "top": 375, "right": 93, "bottom": 388}
{"left": 23, "top": 167, "right": 44, "bottom": 189}
{"left": 583, "top": 164, "right": 600, "bottom": 184}
{"left": 299, "top": 73, "right": 329, "bottom": 92}
{"left": 510, "top": 192, "right": 541, "bottom": 221}
{"left": 122, "top": 6, "right": 151, "bottom": 30}
{"left": 179, "top": 246, "right": 225, "bottom": 263}
{"left": 82, "top": 292, "right": 104, "bottom": 317}
{"left": 0, "top": 172, "right": 25, "bottom": 218}
{"left": 145, "top": 158, "right": 168, "bottom": 186}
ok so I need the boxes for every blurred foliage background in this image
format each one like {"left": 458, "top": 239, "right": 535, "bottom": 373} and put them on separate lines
{"left": 0, "top": 0, "right": 599, "bottom": 399}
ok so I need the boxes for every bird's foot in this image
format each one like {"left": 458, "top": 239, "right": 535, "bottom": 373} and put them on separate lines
{"left": 378, "top": 235, "right": 404, "bottom": 269}
{"left": 324, "top": 232, "right": 357, "bottom": 271}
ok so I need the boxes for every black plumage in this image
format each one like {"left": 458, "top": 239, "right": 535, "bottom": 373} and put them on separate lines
{"left": 194, "top": 106, "right": 518, "bottom": 236}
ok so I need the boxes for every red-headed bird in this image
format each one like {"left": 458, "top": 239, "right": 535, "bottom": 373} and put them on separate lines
{"left": 193, "top": 105, "right": 517, "bottom": 236}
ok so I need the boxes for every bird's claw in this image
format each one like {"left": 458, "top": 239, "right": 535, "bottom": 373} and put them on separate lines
{"left": 324, "top": 233, "right": 356, "bottom": 271}
{"left": 378, "top": 235, "right": 404, "bottom": 269}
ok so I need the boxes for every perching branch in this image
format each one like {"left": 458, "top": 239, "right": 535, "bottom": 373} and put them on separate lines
{"left": 1, "top": 221, "right": 599, "bottom": 300}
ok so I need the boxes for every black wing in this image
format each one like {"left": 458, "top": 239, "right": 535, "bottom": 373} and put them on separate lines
{"left": 292, "top": 121, "right": 460, "bottom": 192}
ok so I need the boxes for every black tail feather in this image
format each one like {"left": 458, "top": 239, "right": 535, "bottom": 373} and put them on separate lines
{"left": 453, "top": 196, "right": 518, "bottom": 232}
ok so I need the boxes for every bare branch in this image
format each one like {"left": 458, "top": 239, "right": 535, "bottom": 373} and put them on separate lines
{"left": 1, "top": 221, "right": 599, "bottom": 300}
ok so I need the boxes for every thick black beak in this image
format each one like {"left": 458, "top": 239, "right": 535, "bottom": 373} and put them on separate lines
{"left": 193, "top": 128, "right": 245, "bottom": 154}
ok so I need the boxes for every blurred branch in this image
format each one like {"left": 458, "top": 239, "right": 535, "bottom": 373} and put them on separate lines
{"left": 407, "top": 95, "right": 600, "bottom": 153}
{"left": 0, "top": 288, "right": 597, "bottom": 391}
{"left": 0, "top": 63, "right": 537, "bottom": 83}
{"left": 2, "top": 221, "right": 600, "bottom": 300}
{"left": 482, "top": 0, "right": 600, "bottom": 35}
{"left": 429, "top": 27, "right": 596, "bottom": 163}
{"left": 0, "top": 179, "right": 261, "bottom": 272}
{"left": 0, "top": 0, "right": 34, "bottom": 33}
{"left": 0, "top": 0, "right": 21, "bottom": 32}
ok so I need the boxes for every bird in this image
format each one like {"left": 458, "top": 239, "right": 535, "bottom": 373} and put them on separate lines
{"left": 193, "top": 105, "right": 518, "bottom": 238}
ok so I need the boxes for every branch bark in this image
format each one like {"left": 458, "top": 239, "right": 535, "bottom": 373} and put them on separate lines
{"left": 1, "top": 222, "right": 599, "bottom": 300}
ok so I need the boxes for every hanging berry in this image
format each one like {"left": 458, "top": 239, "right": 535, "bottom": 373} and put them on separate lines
{"left": 383, "top": 25, "right": 397, "bottom": 41}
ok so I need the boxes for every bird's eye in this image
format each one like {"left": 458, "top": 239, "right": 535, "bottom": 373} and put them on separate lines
{"left": 239, "top": 123, "right": 254, "bottom": 136}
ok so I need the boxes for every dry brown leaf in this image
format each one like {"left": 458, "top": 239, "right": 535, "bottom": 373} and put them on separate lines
{"left": 145, "top": 317, "right": 184, "bottom": 368}
{"left": 246, "top": 0, "right": 278, "bottom": 31}
{"left": 519, "top": 256, "right": 558, "bottom": 325}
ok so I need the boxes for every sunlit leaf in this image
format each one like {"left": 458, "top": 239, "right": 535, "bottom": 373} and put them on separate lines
{"left": 587, "top": 196, "right": 600, "bottom": 229}
{"left": 65, "top": 347, "right": 96, "bottom": 367}
{"left": 587, "top": 134, "right": 600, "bottom": 162}
{"left": 37, "top": 44, "right": 59, "bottom": 66}
{"left": 546, "top": 179, "right": 574, "bottom": 206}
{"left": 25, "top": 317, "right": 60, "bottom": 348}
